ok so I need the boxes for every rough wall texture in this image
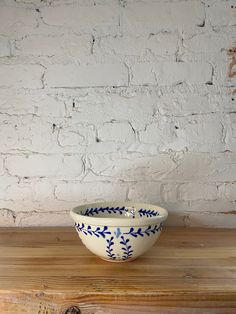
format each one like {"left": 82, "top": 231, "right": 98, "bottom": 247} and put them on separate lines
{"left": 0, "top": 0, "right": 236, "bottom": 227}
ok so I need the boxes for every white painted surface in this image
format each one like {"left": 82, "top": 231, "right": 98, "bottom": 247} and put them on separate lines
{"left": 0, "top": 0, "right": 235, "bottom": 227}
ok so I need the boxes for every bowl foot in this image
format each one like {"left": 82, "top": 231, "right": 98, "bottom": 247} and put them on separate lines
{"left": 100, "top": 257, "right": 137, "bottom": 263}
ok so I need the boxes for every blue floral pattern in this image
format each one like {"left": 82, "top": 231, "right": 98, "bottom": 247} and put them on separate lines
{"left": 75, "top": 211, "right": 162, "bottom": 260}
{"left": 138, "top": 208, "right": 160, "bottom": 217}
{"left": 123, "top": 223, "right": 163, "bottom": 238}
{"left": 75, "top": 223, "right": 111, "bottom": 238}
{"left": 83, "top": 206, "right": 160, "bottom": 218}
{"left": 84, "top": 206, "right": 127, "bottom": 216}
{"left": 120, "top": 236, "right": 133, "bottom": 260}
{"left": 106, "top": 236, "right": 116, "bottom": 260}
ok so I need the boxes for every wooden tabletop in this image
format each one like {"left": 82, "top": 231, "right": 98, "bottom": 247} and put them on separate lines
{"left": 0, "top": 227, "right": 236, "bottom": 314}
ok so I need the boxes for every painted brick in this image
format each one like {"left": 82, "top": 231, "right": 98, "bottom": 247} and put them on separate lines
{"left": 185, "top": 200, "right": 236, "bottom": 214}
{"left": 0, "top": 119, "right": 19, "bottom": 151}
{"left": 16, "top": 211, "right": 72, "bottom": 227}
{"left": 14, "top": 34, "right": 92, "bottom": 59}
{"left": 0, "top": 0, "right": 234, "bottom": 228}
{"left": 158, "top": 93, "right": 233, "bottom": 116}
{"left": 41, "top": 4, "right": 119, "bottom": 33}
{"left": 207, "top": 2, "right": 236, "bottom": 27}
{"left": 123, "top": 1, "right": 205, "bottom": 33}
{"left": 5, "top": 184, "right": 34, "bottom": 201}
{"left": 178, "top": 183, "right": 218, "bottom": 201}
{"left": 160, "top": 183, "right": 179, "bottom": 203}
{"left": 0, "top": 116, "right": 62, "bottom": 154}
{"left": 183, "top": 32, "right": 231, "bottom": 54}
{"left": 0, "top": 175, "right": 19, "bottom": 200}
{"left": 86, "top": 153, "right": 177, "bottom": 182}
{"left": 185, "top": 212, "right": 236, "bottom": 228}
{"left": 140, "top": 115, "right": 225, "bottom": 153}
{"left": 55, "top": 181, "right": 127, "bottom": 202}
{"left": 4, "top": 179, "right": 54, "bottom": 203}
{"left": 99, "top": 33, "right": 178, "bottom": 60}
{"left": 0, "top": 157, "right": 4, "bottom": 176}
{"left": 128, "top": 182, "right": 162, "bottom": 204}
{"left": 5, "top": 155, "right": 83, "bottom": 177}
{"left": 0, "top": 90, "right": 66, "bottom": 117}
{"left": 0, "top": 5, "right": 37, "bottom": 36}
{"left": 45, "top": 64, "right": 128, "bottom": 88}
{"left": 131, "top": 62, "right": 213, "bottom": 86}
{"left": 0, "top": 65, "right": 44, "bottom": 89}
{"left": 98, "top": 122, "right": 135, "bottom": 144}
{"left": 219, "top": 183, "right": 236, "bottom": 201}
{"left": 0, "top": 36, "right": 11, "bottom": 57}
{"left": 168, "top": 153, "right": 236, "bottom": 182}
{"left": 67, "top": 91, "right": 156, "bottom": 130}
{"left": 58, "top": 124, "right": 95, "bottom": 148}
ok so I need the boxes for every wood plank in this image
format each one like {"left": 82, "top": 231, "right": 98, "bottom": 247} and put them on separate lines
{"left": 0, "top": 227, "right": 235, "bottom": 313}
{"left": 0, "top": 264, "right": 236, "bottom": 279}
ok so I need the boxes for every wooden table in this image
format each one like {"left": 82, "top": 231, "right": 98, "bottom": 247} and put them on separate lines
{"left": 0, "top": 227, "right": 235, "bottom": 314}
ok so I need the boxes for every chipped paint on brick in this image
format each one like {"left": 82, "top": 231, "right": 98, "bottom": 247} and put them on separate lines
{"left": 0, "top": 0, "right": 235, "bottom": 228}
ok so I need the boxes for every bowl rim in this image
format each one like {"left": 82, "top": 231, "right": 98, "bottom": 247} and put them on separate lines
{"left": 70, "top": 201, "right": 168, "bottom": 226}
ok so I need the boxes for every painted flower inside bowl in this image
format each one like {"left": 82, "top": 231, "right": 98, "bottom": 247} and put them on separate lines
{"left": 70, "top": 202, "right": 168, "bottom": 262}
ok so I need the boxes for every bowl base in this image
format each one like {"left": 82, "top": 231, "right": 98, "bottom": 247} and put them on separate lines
{"left": 100, "top": 257, "right": 137, "bottom": 263}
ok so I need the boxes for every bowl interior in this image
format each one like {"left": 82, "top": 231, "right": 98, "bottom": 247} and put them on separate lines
{"left": 77, "top": 205, "right": 160, "bottom": 219}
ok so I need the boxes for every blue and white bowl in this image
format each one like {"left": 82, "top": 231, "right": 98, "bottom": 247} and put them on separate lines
{"left": 70, "top": 202, "right": 168, "bottom": 262}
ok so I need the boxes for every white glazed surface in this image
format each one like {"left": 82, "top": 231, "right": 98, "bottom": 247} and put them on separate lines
{"left": 70, "top": 202, "right": 168, "bottom": 262}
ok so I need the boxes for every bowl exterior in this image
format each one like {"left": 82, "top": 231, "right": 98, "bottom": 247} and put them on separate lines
{"left": 75, "top": 222, "right": 163, "bottom": 261}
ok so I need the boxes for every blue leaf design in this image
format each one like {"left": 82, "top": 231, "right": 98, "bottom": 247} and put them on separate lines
{"left": 75, "top": 223, "right": 111, "bottom": 238}
{"left": 84, "top": 206, "right": 128, "bottom": 217}
{"left": 106, "top": 236, "right": 116, "bottom": 260}
{"left": 120, "top": 235, "right": 133, "bottom": 260}
{"left": 124, "top": 223, "right": 163, "bottom": 238}
{"left": 138, "top": 208, "right": 160, "bottom": 217}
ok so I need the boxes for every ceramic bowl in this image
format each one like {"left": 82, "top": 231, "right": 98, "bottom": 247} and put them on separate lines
{"left": 70, "top": 201, "right": 168, "bottom": 262}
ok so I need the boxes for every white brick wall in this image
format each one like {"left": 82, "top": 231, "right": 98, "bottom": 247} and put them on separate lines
{"left": 5, "top": 155, "right": 84, "bottom": 177}
{"left": 123, "top": 1, "right": 205, "bottom": 34}
{"left": 0, "top": 64, "right": 44, "bottom": 88}
{"left": 131, "top": 62, "right": 213, "bottom": 85}
{"left": 45, "top": 63, "right": 128, "bottom": 87}
{"left": 41, "top": 4, "right": 119, "bottom": 33}
{"left": 0, "top": 0, "right": 235, "bottom": 227}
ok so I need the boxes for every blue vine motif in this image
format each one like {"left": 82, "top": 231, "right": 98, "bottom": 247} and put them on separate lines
{"left": 75, "top": 223, "right": 111, "bottom": 238}
{"left": 106, "top": 236, "right": 116, "bottom": 260}
{"left": 120, "top": 236, "right": 133, "bottom": 260}
{"left": 83, "top": 206, "right": 159, "bottom": 219}
{"left": 124, "top": 223, "right": 163, "bottom": 238}
{"left": 138, "top": 208, "right": 160, "bottom": 217}
{"left": 84, "top": 206, "right": 127, "bottom": 216}
{"left": 75, "top": 220, "right": 163, "bottom": 261}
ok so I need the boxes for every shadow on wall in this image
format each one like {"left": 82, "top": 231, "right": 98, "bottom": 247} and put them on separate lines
{"left": 2, "top": 151, "right": 236, "bottom": 228}
{"left": 79, "top": 151, "right": 236, "bottom": 228}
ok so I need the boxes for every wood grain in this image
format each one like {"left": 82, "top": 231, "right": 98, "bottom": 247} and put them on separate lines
{"left": 0, "top": 227, "right": 235, "bottom": 313}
